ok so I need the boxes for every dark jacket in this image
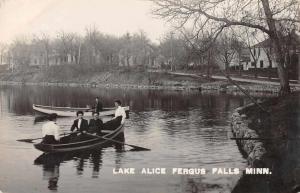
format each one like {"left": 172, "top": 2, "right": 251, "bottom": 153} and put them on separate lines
{"left": 94, "top": 101, "right": 103, "bottom": 113}
{"left": 88, "top": 119, "right": 104, "bottom": 135}
{"left": 70, "top": 118, "right": 89, "bottom": 133}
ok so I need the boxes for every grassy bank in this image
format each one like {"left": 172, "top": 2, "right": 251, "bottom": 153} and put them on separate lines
{"left": 0, "top": 65, "right": 207, "bottom": 87}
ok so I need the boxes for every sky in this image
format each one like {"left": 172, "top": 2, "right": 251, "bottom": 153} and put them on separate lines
{"left": 0, "top": 0, "right": 170, "bottom": 44}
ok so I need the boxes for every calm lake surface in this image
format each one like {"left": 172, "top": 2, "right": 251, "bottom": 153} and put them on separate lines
{"left": 0, "top": 85, "right": 255, "bottom": 193}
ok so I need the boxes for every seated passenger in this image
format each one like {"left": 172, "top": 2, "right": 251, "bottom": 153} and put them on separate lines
{"left": 70, "top": 111, "right": 89, "bottom": 141}
{"left": 88, "top": 112, "right": 104, "bottom": 135}
{"left": 70, "top": 111, "right": 89, "bottom": 133}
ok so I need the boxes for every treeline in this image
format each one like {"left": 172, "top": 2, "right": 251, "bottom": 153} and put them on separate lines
{"left": 0, "top": 26, "right": 246, "bottom": 73}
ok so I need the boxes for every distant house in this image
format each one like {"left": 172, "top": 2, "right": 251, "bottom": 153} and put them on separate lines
{"left": 247, "top": 32, "right": 300, "bottom": 71}
{"left": 241, "top": 31, "right": 300, "bottom": 80}
{"left": 118, "top": 44, "right": 157, "bottom": 68}
{"left": 247, "top": 41, "right": 278, "bottom": 70}
{"left": 28, "top": 48, "right": 79, "bottom": 67}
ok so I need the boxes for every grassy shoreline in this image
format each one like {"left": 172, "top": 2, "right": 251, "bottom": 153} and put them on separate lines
{"left": 0, "top": 65, "right": 206, "bottom": 89}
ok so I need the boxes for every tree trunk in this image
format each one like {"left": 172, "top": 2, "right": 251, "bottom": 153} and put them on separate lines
{"left": 46, "top": 51, "right": 49, "bottom": 66}
{"left": 276, "top": 57, "right": 290, "bottom": 96}
{"left": 271, "top": 39, "right": 290, "bottom": 96}
{"left": 254, "top": 61, "right": 257, "bottom": 78}
{"left": 268, "top": 62, "right": 272, "bottom": 80}
{"left": 78, "top": 42, "right": 81, "bottom": 65}
{"left": 261, "top": 0, "right": 290, "bottom": 96}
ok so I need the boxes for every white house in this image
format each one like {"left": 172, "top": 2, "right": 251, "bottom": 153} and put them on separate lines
{"left": 246, "top": 32, "right": 300, "bottom": 71}
{"left": 246, "top": 40, "right": 278, "bottom": 70}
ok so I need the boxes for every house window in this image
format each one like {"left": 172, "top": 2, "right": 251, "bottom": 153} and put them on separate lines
{"left": 251, "top": 62, "right": 255, "bottom": 67}
{"left": 260, "top": 60, "right": 264, "bottom": 68}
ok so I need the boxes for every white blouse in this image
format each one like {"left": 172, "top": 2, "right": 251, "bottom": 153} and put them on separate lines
{"left": 42, "top": 121, "right": 60, "bottom": 140}
{"left": 114, "top": 106, "right": 126, "bottom": 124}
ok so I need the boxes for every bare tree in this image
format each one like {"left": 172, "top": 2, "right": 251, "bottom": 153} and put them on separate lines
{"left": 0, "top": 43, "right": 8, "bottom": 65}
{"left": 159, "top": 32, "right": 188, "bottom": 70}
{"left": 85, "top": 25, "right": 101, "bottom": 65}
{"left": 150, "top": 0, "right": 300, "bottom": 95}
{"left": 55, "top": 31, "right": 78, "bottom": 64}
{"left": 243, "top": 29, "right": 261, "bottom": 78}
{"left": 216, "top": 33, "right": 243, "bottom": 72}
{"left": 180, "top": 30, "right": 219, "bottom": 77}
{"left": 10, "top": 36, "right": 31, "bottom": 69}
{"left": 33, "top": 33, "right": 51, "bottom": 66}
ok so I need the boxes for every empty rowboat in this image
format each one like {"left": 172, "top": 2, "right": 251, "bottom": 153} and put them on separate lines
{"left": 32, "top": 104, "right": 130, "bottom": 117}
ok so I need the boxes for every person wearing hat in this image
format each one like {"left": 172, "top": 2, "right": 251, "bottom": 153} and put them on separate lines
{"left": 41, "top": 113, "right": 60, "bottom": 144}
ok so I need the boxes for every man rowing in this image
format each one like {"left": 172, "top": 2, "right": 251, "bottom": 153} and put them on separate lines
{"left": 41, "top": 113, "right": 60, "bottom": 144}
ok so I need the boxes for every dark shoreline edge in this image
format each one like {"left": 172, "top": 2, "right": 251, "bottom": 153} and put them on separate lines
{"left": 231, "top": 99, "right": 300, "bottom": 193}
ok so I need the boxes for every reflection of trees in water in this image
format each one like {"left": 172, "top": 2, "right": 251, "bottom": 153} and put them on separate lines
{"left": 2, "top": 85, "right": 206, "bottom": 115}
{"left": 0, "top": 86, "right": 34, "bottom": 115}
{"left": 126, "top": 93, "right": 250, "bottom": 139}
{"left": 1, "top": 85, "right": 251, "bottom": 119}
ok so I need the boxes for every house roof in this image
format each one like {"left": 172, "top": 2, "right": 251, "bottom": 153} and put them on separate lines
{"left": 253, "top": 31, "right": 300, "bottom": 48}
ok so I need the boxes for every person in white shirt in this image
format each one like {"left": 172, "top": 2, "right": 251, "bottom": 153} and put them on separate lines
{"left": 111, "top": 100, "right": 126, "bottom": 146}
{"left": 113, "top": 100, "right": 126, "bottom": 124}
{"left": 42, "top": 113, "right": 60, "bottom": 144}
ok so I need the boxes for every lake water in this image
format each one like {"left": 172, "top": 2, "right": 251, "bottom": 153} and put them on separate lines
{"left": 0, "top": 85, "right": 252, "bottom": 193}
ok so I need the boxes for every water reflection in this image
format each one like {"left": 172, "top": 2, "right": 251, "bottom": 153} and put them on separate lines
{"left": 0, "top": 85, "right": 266, "bottom": 193}
{"left": 34, "top": 148, "right": 105, "bottom": 191}
{"left": 0, "top": 85, "right": 253, "bottom": 116}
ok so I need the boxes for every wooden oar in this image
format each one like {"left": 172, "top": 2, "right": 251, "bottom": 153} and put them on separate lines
{"left": 86, "top": 133, "right": 150, "bottom": 151}
{"left": 17, "top": 131, "right": 79, "bottom": 143}
{"left": 17, "top": 137, "right": 44, "bottom": 143}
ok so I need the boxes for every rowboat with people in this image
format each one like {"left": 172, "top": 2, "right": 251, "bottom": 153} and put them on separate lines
{"left": 32, "top": 104, "right": 130, "bottom": 117}
{"left": 34, "top": 124, "right": 125, "bottom": 153}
